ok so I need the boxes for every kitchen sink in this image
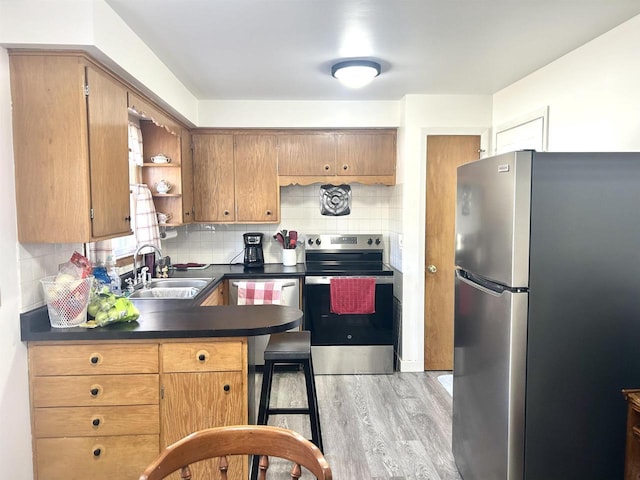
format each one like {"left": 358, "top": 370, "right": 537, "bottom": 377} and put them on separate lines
{"left": 129, "top": 287, "right": 201, "bottom": 300}
{"left": 146, "top": 278, "right": 211, "bottom": 289}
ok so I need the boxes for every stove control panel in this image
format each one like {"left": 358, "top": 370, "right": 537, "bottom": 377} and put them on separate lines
{"left": 304, "top": 234, "right": 384, "bottom": 251}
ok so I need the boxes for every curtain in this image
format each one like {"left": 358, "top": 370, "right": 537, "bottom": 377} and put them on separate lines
{"left": 87, "top": 240, "right": 115, "bottom": 266}
{"left": 128, "top": 122, "right": 144, "bottom": 166}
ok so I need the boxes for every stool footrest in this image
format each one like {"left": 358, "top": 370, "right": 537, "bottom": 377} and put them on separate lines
{"left": 267, "top": 407, "right": 311, "bottom": 415}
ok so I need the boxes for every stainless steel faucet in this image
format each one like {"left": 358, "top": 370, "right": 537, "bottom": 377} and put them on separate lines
{"left": 133, "top": 244, "right": 163, "bottom": 287}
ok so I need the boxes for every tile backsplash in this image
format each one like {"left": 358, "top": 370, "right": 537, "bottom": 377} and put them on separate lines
{"left": 161, "top": 184, "right": 396, "bottom": 266}
{"left": 19, "top": 242, "right": 84, "bottom": 311}
{"left": 17, "top": 183, "right": 401, "bottom": 312}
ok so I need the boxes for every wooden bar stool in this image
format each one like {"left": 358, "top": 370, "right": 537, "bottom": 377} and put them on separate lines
{"left": 251, "top": 331, "right": 323, "bottom": 480}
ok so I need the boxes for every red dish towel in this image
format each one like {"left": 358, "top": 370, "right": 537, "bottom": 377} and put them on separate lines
{"left": 330, "top": 277, "right": 376, "bottom": 315}
{"left": 236, "top": 281, "right": 283, "bottom": 305}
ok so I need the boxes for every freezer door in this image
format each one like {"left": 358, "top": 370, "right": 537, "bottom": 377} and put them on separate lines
{"left": 453, "top": 271, "right": 527, "bottom": 480}
{"left": 455, "top": 151, "right": 532, "bottom": 288}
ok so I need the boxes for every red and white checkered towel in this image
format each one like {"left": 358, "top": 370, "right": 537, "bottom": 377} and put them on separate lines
{"left": 236, "top": 281, "right": 283, "bottom": 305}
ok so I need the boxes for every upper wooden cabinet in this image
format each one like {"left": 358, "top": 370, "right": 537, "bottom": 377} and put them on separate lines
{"left": 278, "top": 129, "right": 396, "bottom": 185}
{"left": 192, "top": 132, "right": 279, "bottom": 223}
{"left": 10, "top": 53, "right": 132, "bottom": 242}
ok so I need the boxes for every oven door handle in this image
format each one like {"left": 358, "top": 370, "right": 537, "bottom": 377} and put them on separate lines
{"left": 231, "top": 280, "right": 297, "bottom": 288}
{"left": 305, "top": 276, "right": 394, "bottom": 285}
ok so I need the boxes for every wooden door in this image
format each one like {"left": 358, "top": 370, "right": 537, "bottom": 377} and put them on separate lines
{"left": 336, "top": 132, "right": 396, "bottom": 176}
{"left": 160, "top": 371, "right": 244, "bottom": 480}
{"left": 235, "top": 135, "right": 279, "bottom": 222}
{"left": 278, "top": 133, "right": 336, "bottom": 175}
{"left": 192, "top": 134, "right": 235, "bottom": 222}
{"left": 86, "top": 66, "right": 131, "bottom": 239}
{"left": 424, "top": 135, "right": 480, "bottom": 370}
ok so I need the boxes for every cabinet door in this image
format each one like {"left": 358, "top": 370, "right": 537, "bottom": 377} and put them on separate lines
{"left": 192, "top": 134, "right": 235, "bottom": 222}
{"left": 161, "top": 372, "right": 245, "bottom": 480}
{"left": 180, "top": 128, "right": 194, "bottom": 223}
{"left": 278, "top": 133, "right": 336, "bottom": 175}
{"left": 335, "top": 132, "right": 396, "bottom": 176}
{"left": 200, "top": 283, "right": 226, "bottom": 306}
{"left": 86, "top": 66, "right": 131, "bottom": 239}
{"left": 235, "top": 135, "right": 279, "bottom": 222}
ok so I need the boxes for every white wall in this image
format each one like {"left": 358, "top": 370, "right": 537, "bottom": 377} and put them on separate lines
{"left": 0, "top": 47, "right": 33, "bottom": 479}
{"left": 198, "top": 100, "right": 400, "bottom": 128}
{"left": 494, "top": 14, "right": 640, "bottom": 152}
{"left": 0, "top": 0, "right": 199, "bottom": 125}
{"left": 395, "top": 95, "right": 492, "bottom": 371}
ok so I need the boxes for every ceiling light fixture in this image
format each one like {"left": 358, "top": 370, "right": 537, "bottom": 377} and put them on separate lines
{"left": 331, "top": 60, "right": 381, "bottom": 88}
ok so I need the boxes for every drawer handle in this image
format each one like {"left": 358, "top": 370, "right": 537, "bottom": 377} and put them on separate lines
{"left": 89, "top": 354, "right": 102, "bottom": 365}
{"left": 93, "top": 448, "right": 102, "bottom": 457}
{"left": 90, "top": 386, "right": 101, "bottom": 397}
{"left": 198, "top": 353, "right": 206, "bottom": 361}
{"left": 92, "top": 418, "right": 100, "bottom": 427}
{"left": 223, "top": 384, "right": 230, "bottom": 392}
{"left": 324, "top": 164, "right": 330, "bottom": 171}
{"left": 266, "top": 210, "right": 272, "bottom": 216}
{"left": 343, "top": 164, "right": 348, "bottom": 171}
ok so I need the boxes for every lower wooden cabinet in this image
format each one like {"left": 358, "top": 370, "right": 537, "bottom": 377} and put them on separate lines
{"left": 28, "top": 339, "right": 247, "bottom": 480}
{"left": 200, "top": 281, "right": 228, "bottom": 306}
{"left": 35, "top": 435, "right": 159, "bottom": 480}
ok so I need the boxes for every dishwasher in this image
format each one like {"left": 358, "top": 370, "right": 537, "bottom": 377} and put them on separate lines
{"left": 228, "top": 278, "right": 300, "bottom": 366}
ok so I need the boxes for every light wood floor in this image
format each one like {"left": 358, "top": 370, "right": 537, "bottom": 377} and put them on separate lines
{"left": 255, "top": 370, "right": 462, "bottom": 480}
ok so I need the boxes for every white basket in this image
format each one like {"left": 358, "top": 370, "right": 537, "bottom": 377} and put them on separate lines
{"left": 41, "top": 276, "right": 94, "bottom": 328}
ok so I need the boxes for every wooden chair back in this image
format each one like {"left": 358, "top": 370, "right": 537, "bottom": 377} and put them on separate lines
{"left": 139, "top": 425, "right": 332, "bottom": 480}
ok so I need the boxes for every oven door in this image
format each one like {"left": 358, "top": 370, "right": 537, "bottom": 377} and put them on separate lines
{"left": 304, "top": 275, "right": 393, "bottom": 346}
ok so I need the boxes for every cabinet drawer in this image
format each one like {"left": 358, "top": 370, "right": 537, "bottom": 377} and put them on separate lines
{"left": 162, "top": 341, "right": 243, "bottom": 372}
{"left": 30, "top": 344, "right": 159, "bottom": 376}
{"left": 35, "top": 434, "right": 159, "bottom": 480}
{"left": 32, "top": 374, "right": 159, "bottom": 407}
{"left": 34, "top": 405, "right": 159, "bottom": 437}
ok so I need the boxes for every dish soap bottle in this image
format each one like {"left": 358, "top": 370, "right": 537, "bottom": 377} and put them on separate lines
{"left": 106, "top": 255, "right": 122, "bottom": 295}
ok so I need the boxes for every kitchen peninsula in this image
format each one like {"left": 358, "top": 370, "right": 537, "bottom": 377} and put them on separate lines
{"left": 20, "top": 268, "right": 303, "bottom": 480}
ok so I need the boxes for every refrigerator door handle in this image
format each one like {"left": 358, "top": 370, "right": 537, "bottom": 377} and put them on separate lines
{"left": 456, "top": 269, "right": 504, "bottom": 296}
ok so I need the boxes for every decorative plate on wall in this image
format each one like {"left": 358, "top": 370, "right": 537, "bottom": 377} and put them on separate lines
{"left": 320, "top": 184, "right": 351, "bottom": 216}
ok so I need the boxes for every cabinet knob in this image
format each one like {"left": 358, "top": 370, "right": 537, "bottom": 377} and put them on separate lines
{"left": 342, "top": 164, "right": 349, "bottom": 171}
{"left": 265, "top": 210, "right": 272, "bottom": 216}
{"left": 324, "top": 164, "right": 330, "bottom": 171}
{"left": 427, "top": 264, "right": 437, "bottom": 273}
{"left": 93, "top": 448, "right": 102, "bottom": 457}
{"left": 223, "top": 210, "right": 230, "bottom": 216}
{"left": 90, "top": 387, "right": 100, "bottom": 397}
{"left": 124, "top": 216, "right": 132, "bottom": 222}
{"left": 90, "top": 355, "right": 100, "bottom": 365}
{"left": 185, "top": 211, "right": 190, "bottom": 216}
{"left": 92, "top": 418, "right": 100, "bottom": 426}
{"left": 197, "top": 350, "right": 208, "bottom": 362}
{"left": 223, "top": 384, "right": 230, "bottom": 392}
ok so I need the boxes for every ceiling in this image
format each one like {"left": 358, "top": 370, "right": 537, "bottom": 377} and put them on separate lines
{"left": 105, "top": 0, "right": 640, "bottom": 101}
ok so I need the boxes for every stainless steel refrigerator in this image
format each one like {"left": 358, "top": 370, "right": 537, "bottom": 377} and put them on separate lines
{"left": 453, "top": 150, "right": 640, "bottom": 480}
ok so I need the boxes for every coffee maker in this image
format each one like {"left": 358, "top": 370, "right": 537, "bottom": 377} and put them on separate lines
{"left": 243, "top": 232, "right": 265, "bottom": 268}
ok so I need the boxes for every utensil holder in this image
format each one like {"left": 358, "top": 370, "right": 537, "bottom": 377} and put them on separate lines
{"left": 282, "top": 249, "right": 297, "bottom": 266}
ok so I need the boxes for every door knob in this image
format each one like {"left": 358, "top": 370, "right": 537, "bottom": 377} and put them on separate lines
{"left": 427, "top": 264, "right": 437, "bottom": 273}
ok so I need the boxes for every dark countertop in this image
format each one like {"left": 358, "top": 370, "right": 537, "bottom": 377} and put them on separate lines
{"left": 21, "top": 263, "right": 305, "bottom": 342}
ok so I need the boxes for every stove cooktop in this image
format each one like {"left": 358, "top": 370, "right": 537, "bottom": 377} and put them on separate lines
{"left": 304, "top": 233, "right": 392, "bottom": 276}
